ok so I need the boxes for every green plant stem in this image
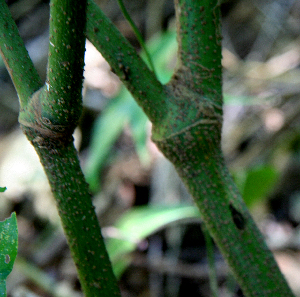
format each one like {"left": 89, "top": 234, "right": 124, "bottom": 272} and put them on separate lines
{"left": 175, "top": 0, "right": 222, "bottom": 97}
{"left": 0, "top": 0, "right": 121, "bottom": 295}
{"left": 86, "top": 0, "right": 167, "bottom": 126}
{"left": 0, "top": 1, "right": 42, "bottom": 107}
{"left": 116, "top": 0, "right": 156, "bottom": 75}
{"left": 19, "top": 131, "right": 121, "bottom": 297}
{"left": 19, "top": 0, "right": 87, "bottom": 131}
{"left": 151, "top": 1, "right": 293, "bottom": 296}
{"left": 86, "top": 0, "right": 294, "bottom": 296}
{"left": 154, "top": 133, "right": 293, "bottom": 296}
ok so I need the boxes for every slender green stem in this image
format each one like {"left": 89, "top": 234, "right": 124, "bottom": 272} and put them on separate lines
{"left": 18, "top": 0, "right": 87, "bottom": 132}
{"left": 0, "top": 0, "right": 42, "bottom": 108}
{"left": 20, "top": 0, "right": 121, "bottom": 295}
{"left": 18, "top": 0, "right": 87, "bottom": 135}
{"left": 45, "top": 0, "right": 86, "bottom": 126}
{"left": 86, "top": 0, "right": 167, "bottom": 126}
{"left": 117, "top": 0, "right": 156, "bottom": 75}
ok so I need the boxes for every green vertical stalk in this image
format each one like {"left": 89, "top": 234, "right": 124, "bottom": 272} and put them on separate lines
{"left": 86, "top": 0, "right": 294, "bottom": 294}
{"left": 1, "top": 0, "right": 121, "bottom": 295}
{"left": 19, "top": 0, "right": 121, "bottom": 294}
{"left": 19, "top": 0, "right": 87, "bottom": 130}
{"left": 21, "top": 130, "right": 121, "bottom": 296}
{"left": 154, "top": 128, "right": 293, "bottom": 296}
{"left": 174, "top": 0, "right": 222, "bottom": 97}
{"left": 151, "top": 0, "right": 294, "bottom": 295}
{"left": 0, "top": 1, "right": 42, "bottom": 107}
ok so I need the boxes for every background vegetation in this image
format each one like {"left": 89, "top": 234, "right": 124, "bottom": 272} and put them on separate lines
{"left": 1, "top": 0, "right": 300, "bottom": 296}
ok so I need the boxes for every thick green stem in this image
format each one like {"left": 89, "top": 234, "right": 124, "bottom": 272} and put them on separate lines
{"left": 174, "top": 0, "right": 222, "bottom": 98}
{"left": 18, "top": 0, "right": 121, "bottom": 294}
{"left": 19, "top": 0, "right": 87, "bottom": 131}
{"left": 154, "top": 122, "right": 293, "bottom": 296}
{"left": 21, "top": 128, "right": 121, "bottom": 296}
{"left": 85, "top": 1, "right": 294, "bottom": 293}
{"left": 150, "top": 0, "right": 294, "bottom": 295}
{"left": 45, "top": 0, "right": 86, "bottom": 125}
{"left": 1, "top": 0, "right": 121, "bottom": 295}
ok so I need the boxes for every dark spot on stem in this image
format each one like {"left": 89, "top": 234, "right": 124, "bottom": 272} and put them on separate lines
{"left": 229, "top": 203, "right": 246, "bottom": 230}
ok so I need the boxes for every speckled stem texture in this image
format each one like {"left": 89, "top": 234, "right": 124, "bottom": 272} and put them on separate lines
{"left": 153, "top": 0, "right": 294, "bottom": 296}
{"left": 87, "top": 0, "right": 294, "bottom": 295}
{"left": 21, "top": 130, "right": 121, "bottom": 297}
{"left": 86, "top": 0, "right": 167, "bottom": 126}
{"left": 0, "top": 0, "right": 295, "bottom": 295}
{"left": 0, "top": 0, "right": 121, "bottom": 296}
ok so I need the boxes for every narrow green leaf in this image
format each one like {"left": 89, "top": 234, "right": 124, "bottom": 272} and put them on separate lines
{"left": 142, "top": 31, "right": 177, "bottom": 84}
{"left": 233, "top": 166, "right": 280, "bottom": 208}
{"left": 117, "top": 0, "right": 156, "bottom": 75}
{"left": 0, "top": 212, "right": 18, "bottom": 297}
{"left": 0, "top": 188, "right": 6, "bottom": 193}
{"left": 85, "top": 93, "right": 129, "bottom": 191}
{"left": 129, "top": 98, "right": 150, "bottom": 167}
{"left": 106, "top": 205, "right": 201, "bottom": 277}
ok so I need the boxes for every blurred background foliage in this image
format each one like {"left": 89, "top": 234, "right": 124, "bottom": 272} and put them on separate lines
{"left": 2, "top": 0, "right": 300, "bottom": 296}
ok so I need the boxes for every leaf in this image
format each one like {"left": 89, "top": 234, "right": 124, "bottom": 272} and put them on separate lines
{"left": 85, "top": 87, "right": 151, "bottom": 191}
{"left": 129, "top": 98, "right": 150, "bottom": 166}
{"left": 0, "top": 212, "right": 18, "bottom": 296}
{"left": 143, "top": 30, "right": 177, "bottom": 84}
{"left": 0, "top": 188, "right": 6, "bottom": 193}
{"left": 233, "top": 166, "right": 280, "bottom": 208}
{"left": 106, "top": 205, "right": 201, "bottom": 278}
{"left": 84, "top": 92, "right": 129, "bottom": 191}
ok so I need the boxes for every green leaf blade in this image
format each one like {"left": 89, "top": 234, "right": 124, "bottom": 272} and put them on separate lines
{"left": 0, "top": 212, "right": 18, "bottom": 297}
{"left": 0, "top": 213, "right": 18, "bottom": 279}
{"left": 106, "top": 205, "right": 201, "bottom": 278}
